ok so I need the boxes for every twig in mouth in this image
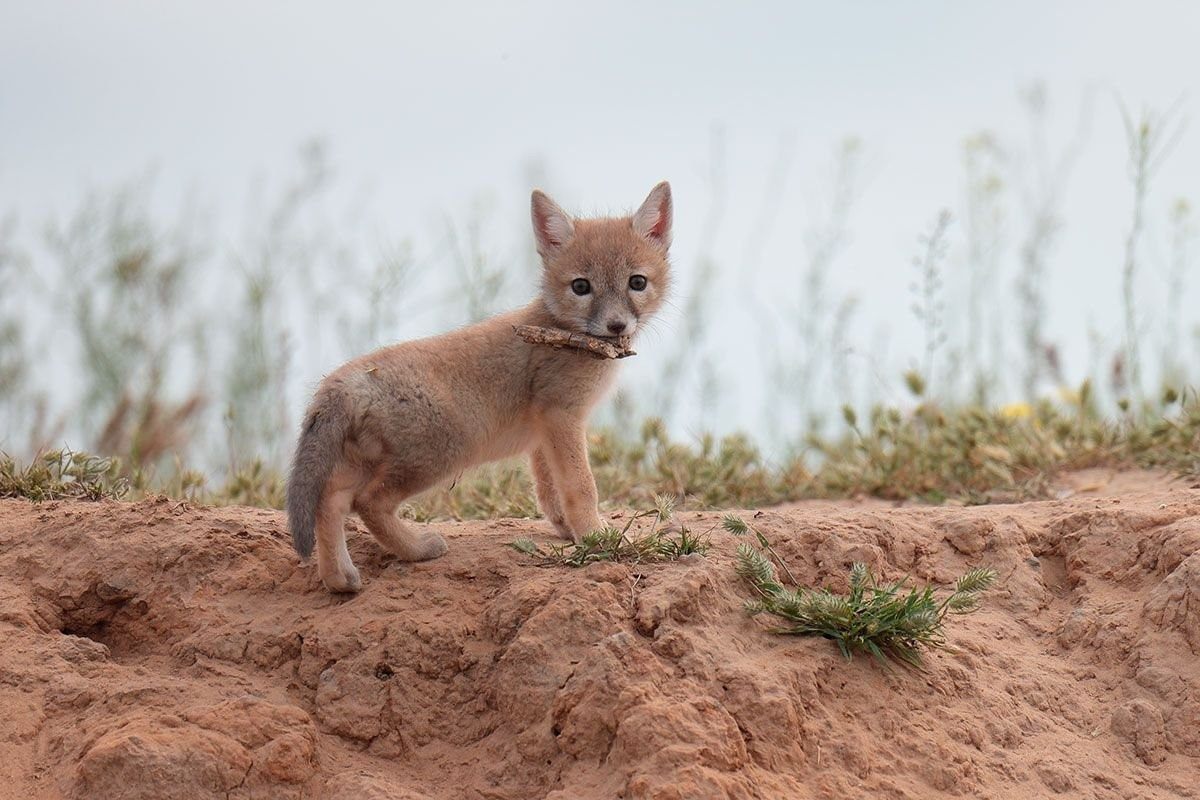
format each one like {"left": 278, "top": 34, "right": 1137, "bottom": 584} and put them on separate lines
{"left": 513, "top": 324, "right": 636, "bottom": 359}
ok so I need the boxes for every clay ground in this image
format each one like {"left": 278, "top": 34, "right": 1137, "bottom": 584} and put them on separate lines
{"left": 1, "top": 470, "right": 1198, "bottom": 799}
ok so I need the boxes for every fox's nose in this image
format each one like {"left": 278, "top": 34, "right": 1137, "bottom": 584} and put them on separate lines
{"left": 606, "top": 320, "right": 628, "bottom": 335}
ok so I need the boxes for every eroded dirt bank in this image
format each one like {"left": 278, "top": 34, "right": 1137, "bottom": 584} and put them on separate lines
{"left": 1, "top": 473, "right": 1198, "bottom": 798}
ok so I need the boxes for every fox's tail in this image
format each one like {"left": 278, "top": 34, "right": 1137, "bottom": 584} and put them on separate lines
{"left": 286, "top": 395, "right": 348, "bottom": 559}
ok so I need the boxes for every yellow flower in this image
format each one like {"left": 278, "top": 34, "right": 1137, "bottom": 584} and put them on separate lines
{"left": 999, "top": 402, "right": 1033, "bottom": 420}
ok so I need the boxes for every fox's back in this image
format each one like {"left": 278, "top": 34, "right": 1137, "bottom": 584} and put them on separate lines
{"left": 313, "top": 304, "right": 615, "bottom": 469}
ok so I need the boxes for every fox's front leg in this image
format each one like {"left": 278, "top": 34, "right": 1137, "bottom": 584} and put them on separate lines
{"left": 538, "top": 414, "right": 604, "bottom": 542}
{"left": 530, "top": 447, "right": 573, "bottom": 540}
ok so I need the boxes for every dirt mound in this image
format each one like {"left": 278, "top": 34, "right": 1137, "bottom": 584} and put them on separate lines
{"left": 1, "top": 472, "right": 1198, "bottom": 798}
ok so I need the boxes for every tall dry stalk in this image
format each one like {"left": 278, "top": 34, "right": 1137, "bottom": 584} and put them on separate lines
{"left": 1163, "top": 198, "right": 1195, "bottom": 388}
{"left": 442, "top": 194, "right": 510, "bottom": 325}
{"left": 1013, "top": 83, "right": 1089, "bottom": 400}
{"left": 1117, "top": 98, "right": 1186, "bottom": 398}
{"left": 830, "top": 295, "right": 860, "bottom": 408}
{"left": 0, "top": 214, "right": 31, "bottom": 449}
{"left": 652, "top": 125, "right": 729, "bottom": 425}
{"left": 961, "top": 133, "right": 1006, "bottom": 402}
{"left": 909, "top": 211, "right": 953, "bottom": 393}
{"left": 761, "top": 137, "right": 863, "bottom": 438}
{"left": 224, "top": 142, "right": 330, "bottom": 469}
{"left": 44, "top": 178, "right": 208, "bottom": 468}
{"left": 336, "top": 238, "right": 416, "bottom": 354}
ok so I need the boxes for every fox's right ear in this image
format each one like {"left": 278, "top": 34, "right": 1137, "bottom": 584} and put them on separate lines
{"left": 531, "top": 190, "right": 575, "bottom": 259}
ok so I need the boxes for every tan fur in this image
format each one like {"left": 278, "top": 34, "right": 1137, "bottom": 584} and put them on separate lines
{"left": 286, "top": 183, "right": 673, "bottom": 592}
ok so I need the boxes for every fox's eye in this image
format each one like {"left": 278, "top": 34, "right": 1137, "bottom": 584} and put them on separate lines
{"left": 628, "top": 275, "right": 647, "bottom": 291}
{"left": 571, "top": 278, "right": 591, "bottom": 296}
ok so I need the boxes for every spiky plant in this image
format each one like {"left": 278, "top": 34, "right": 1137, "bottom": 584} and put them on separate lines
{"left": 731, "top": 515, "right": 996, "bottom": 667}
{"left": 511, "top": 494, "right": 708, "bottom": 567}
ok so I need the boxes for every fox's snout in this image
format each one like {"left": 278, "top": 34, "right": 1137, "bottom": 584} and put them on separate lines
{"left": 589, "top": 302, "right": 637, "bottom": 337}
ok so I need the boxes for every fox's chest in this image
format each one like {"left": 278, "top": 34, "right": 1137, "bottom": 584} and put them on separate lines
{"left": 528, "top": 352, "right": 621, "bottom": 415}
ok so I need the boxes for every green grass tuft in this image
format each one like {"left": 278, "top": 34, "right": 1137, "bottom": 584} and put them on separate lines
{"left": 510, "top": 499, "right": 709, "bottom": 567}
{"left": 731, "top": 515, "right": 997, "bottom": 668}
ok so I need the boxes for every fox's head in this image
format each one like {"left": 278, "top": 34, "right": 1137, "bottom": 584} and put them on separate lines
{"left": 531, "top": 182, "right": 672, "bottom": 337}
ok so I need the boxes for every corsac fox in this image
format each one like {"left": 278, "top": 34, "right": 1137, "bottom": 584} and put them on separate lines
{"left": 286, "top": 182, "right": 673, "bottom": 591}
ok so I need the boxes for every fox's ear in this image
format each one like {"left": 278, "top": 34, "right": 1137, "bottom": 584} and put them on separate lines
{"left": 531, "top": 190, "right": 575, "bottom": 259}
{"left": 632, "top": 181, "right": 672, "bottom": 250}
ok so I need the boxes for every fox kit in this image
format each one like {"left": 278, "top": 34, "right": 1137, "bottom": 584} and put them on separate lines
{"left": 287, "top": 182, "right": 673, "bottom": 592}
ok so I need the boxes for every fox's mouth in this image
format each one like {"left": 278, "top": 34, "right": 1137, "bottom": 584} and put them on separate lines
{"left": 584, "top": 322, "right": 638, "bottom": 338}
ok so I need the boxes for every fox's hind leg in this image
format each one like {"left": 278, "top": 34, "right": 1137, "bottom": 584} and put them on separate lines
{"left": 356, "top": 490, "right": 448, "bottom": 562}
{"left": 316, "top": 484, "right": 361, "bottom": 593}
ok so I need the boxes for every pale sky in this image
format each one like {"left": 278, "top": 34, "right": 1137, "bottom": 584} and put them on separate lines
{"left": 3, "top": 1, "right": 1199, "bottom": 449}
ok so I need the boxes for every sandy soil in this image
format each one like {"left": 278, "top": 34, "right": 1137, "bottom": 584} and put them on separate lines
{"left": 1, "top": 471, "right": 1198, "bottom": 799}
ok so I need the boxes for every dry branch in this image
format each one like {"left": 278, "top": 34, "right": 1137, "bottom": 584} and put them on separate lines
{"left": 513, "top": 325, "right": 635, "bottom": 359}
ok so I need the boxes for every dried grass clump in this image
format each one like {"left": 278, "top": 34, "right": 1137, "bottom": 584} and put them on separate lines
{"left": 0, "top": 449, "right": 129, "bottom": 502}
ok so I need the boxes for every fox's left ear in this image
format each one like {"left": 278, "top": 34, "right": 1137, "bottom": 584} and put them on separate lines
{"left": 632, "top": 181, "right": 672, "bottom": 251}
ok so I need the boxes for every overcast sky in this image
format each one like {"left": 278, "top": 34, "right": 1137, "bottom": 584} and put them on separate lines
{"left": 3, "top": 1, "right": 1199, "bottom": 445}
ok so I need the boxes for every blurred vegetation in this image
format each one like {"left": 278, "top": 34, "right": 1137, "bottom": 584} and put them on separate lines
{"left": 4, "top": 384, "right": 1200, "bottom": 513}
{"left": 1, "top": 86, "right": 1199, "bottom": 515}
{"left": 1, "top": 449, "right": 129, "bottom": 502}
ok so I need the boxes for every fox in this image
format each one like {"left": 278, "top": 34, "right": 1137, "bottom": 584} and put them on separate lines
{"left": 286, "top": 182, "right": 673, "bottom": 592}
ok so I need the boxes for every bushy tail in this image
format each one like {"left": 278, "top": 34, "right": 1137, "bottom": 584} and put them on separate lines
{"left": 286, "top": 397, "right": 348, "bottom": 559}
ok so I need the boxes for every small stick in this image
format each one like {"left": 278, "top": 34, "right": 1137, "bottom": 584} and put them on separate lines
{"left": 513, "top": 324, "right": 636, "bottom": 359}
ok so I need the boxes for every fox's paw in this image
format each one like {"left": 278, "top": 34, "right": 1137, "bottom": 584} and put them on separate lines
{"left": 415, "top": 531, "right": 448, "bottom": 561}
{"left": 322, "top": 565, "right": 363, "bottom": 594}
{"left": 549, "top": 517, "right": 575, "bottom": 542}
{"left": 564, "top": 513, "right": 606, "bottom": 544}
